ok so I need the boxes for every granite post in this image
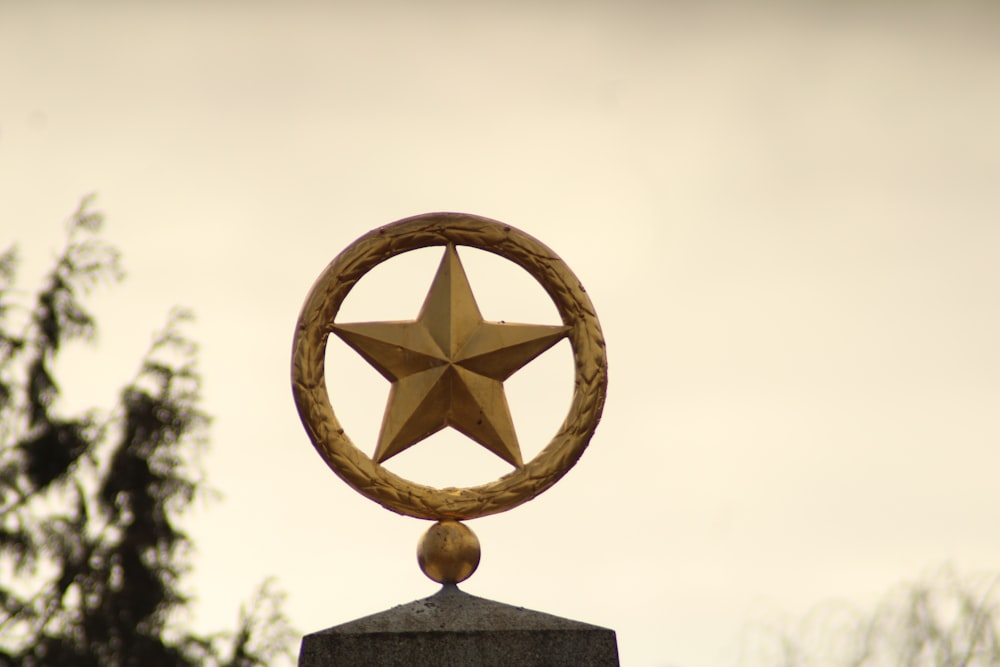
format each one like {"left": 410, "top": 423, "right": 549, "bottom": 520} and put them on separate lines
{"left": 299, "top": 584, "right": 619, "bottom": 667}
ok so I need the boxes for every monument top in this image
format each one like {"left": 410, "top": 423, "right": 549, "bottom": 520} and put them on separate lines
{"left": 291, "top": 212, "right": 608, "bottom": 583}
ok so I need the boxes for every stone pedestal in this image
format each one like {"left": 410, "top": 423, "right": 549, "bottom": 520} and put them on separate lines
{"left": 299, "top": 584, "right": 619, "bottom": 666}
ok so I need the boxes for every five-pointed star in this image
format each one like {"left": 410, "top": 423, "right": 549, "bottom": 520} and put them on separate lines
{"left": 331, "top": 244, "right": 568, "bottom": 468}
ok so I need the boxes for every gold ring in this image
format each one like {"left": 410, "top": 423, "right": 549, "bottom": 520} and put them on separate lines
{"left": 291, "top": 212, "right": 607, "bottom": 520}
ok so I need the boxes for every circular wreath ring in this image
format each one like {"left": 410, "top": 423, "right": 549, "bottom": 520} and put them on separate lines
{"left": 291, "top": 212, "right": 607, "bottom": 520}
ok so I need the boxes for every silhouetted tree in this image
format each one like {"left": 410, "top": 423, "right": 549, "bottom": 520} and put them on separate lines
{"left": 746, "top": 566, "right": 1000, "bottom": 667}
{"left": 0, "top": 197, "right": 295, "bottom": 666}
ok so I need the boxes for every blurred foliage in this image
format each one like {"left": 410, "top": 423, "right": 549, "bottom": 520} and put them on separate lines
{"left": 745, "top": 565, "right": 1000, "bottom": 667}
{"left": 0, "top": 197, "right": 296, "bottom": 666}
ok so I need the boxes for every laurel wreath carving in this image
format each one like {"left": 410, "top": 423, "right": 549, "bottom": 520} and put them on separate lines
{"left": 291, "top": 213, "right": 608, "bottom": 520}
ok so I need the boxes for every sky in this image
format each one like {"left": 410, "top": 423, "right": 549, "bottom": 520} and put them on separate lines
{"left": 3, "top": 2, "right": 1000, "bottom": 665}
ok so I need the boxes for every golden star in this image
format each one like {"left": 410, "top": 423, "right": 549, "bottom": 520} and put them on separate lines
{"left": 331, "top": 244, "right": 568, "bottom": 468}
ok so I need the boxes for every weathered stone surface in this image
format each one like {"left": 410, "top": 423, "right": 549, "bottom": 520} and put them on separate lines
{"left": 299, "top": 584, "right": 619, "bottom": 666}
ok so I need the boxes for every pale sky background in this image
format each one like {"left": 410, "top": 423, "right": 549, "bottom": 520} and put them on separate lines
{"left": 3, "top": 2, "right": 1000, "bottom": 666}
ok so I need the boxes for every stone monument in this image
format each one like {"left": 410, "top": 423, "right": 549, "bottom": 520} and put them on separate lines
{"left": 291, "top": 213, "right": 616, "bottom": 666}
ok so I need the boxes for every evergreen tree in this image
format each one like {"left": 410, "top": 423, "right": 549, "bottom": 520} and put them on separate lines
{"left": 0, "top": 197, "right": 295, "bottom": 666}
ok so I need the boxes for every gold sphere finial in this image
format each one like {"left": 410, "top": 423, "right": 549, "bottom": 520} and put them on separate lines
{"left": 417, "top": 520, "right": 481, "bottom": 584}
